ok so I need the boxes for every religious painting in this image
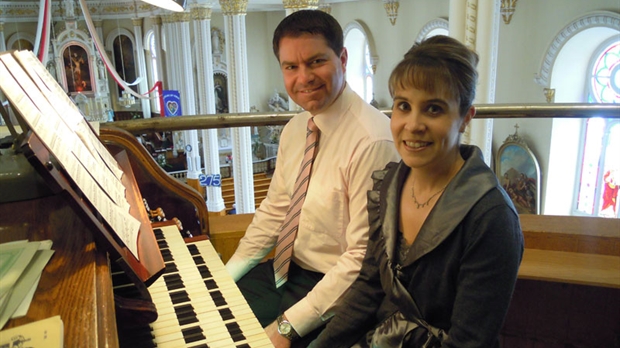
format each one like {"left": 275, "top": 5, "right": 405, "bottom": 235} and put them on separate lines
{"left": 496, "top": 126, "right": 541, "bottom": 214}
{"left": 62, "top": 44, "right": 92, "bottom": 93}
{"left": 113, "top": 34, "right": 137, "bottom": 97}
{"left": 214, "top": 72, "right": 228, "bottom": 114}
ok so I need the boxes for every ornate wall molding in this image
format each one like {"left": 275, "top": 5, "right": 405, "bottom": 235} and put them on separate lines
{"left": 534, "top": 11, "right": 620, "bottom": 87}
{"left": 283, "top": 0, "right": 319, "bottom": 10}
{"left": 415, "top": 17, "right": 449, "bottom": 43}
{"left": 191, "top": 5, "right": 213, "bottom": 21}
{"left": 219, "top": 0, "right": 248, "bottom": 16}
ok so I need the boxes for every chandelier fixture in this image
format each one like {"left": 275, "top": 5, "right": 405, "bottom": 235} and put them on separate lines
{"left": 382, "top": 0, "right": 399, "bottom": 26}
{"left": 119, "top": 90, "right": 136, "bottom": 108}
{"left": 139, "top": 0, "right": 186, "bottom": 12}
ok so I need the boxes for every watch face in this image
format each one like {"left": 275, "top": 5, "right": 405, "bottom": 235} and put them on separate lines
{"left": 279, "top": 322, "right": 292, "bottom": 335}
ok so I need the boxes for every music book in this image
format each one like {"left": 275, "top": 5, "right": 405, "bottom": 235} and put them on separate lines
{"left": 0, "top": 315, "right": 63, "bottom": 348}
{"left": 0, "top": 50, "right": 164, "bottom": 294}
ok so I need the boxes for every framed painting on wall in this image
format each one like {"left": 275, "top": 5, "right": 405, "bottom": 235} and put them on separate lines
{"left": 62, "top": 44, "right": 93, "bottom": 94}
{"left": 214, "top": 72, "right": 228, "bottom": 114}
{"left": 496, "top": 125, "right": 541, "bottom": 214}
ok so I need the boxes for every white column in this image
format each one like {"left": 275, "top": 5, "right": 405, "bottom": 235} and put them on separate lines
{"left": 165, "top": 12, "right": 201, "bottom": 181}
{"left": 0, "top": 22, "right": 5, "bottom": 52}
{"left": 192, "top": 4, "right": 226, "bottom": 213}
{"left": 220, "top": 0, "right": 255, "bottom": 214}
{"left": 471, "top": 0, "right": 500, "bottom": 165}
{"left": 151, "top": 16, "right": 165, "bottom": 90}
{"left": 132, "top": 17, "right": 152, "bottom": 118}
{"left": 449, "top": 0, "right": 498, "bottom": 165}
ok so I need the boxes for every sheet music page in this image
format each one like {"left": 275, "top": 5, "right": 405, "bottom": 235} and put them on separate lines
{"left": 16, "top": 51, "right": 125, "bottom": 180}
{"left": 0, "top": 51, "right": 141, "bottom": 260}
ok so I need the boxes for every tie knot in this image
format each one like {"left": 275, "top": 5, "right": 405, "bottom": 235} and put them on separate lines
{"left": 307, "top": 117, "right": 319, "bottom": 133}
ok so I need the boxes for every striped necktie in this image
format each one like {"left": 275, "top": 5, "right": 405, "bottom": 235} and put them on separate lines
{"left": 273, "top": 117, "right": 320, "bottom": 288}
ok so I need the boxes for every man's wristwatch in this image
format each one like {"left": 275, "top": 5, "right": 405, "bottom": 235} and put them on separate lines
{"left": 276, "top": 314, "right": 300, "bottom": 341}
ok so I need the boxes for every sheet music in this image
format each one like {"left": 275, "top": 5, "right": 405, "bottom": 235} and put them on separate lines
{"left": 0, "top": 51, "right": 141, "bottom": 260}
{"left": 14, "top": 50, "right": 124, "bottom": 180}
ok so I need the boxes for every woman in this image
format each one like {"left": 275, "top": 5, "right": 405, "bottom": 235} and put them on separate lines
{"left": 309, "top": 35, "right": 523, "bottom": 348}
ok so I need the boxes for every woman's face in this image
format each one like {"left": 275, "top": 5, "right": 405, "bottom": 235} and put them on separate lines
{"left": 390, "top": 85, "right": 474, "bottom": 171}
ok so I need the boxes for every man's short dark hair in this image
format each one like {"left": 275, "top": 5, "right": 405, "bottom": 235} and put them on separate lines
{"left": 272, "top": 9, "right": 343, "bottom": 61}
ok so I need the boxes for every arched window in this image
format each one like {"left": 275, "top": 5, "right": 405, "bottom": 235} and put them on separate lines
{"left": 343, "top": 21, "right": 376, "bottom": 104}
{"left": 107, "top": 28, "right": 138, "bottom": 98}
{"left": 575, "top": 38, "right": 620, "bottom": 218}
{"left": 541, "top": 12, "right": 619, "bottom": 218}
{"left": 145, "top": 30, "right": 160, "bottom": 113}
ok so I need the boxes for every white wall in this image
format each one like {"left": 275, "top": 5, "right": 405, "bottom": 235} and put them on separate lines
{"left": 3, "top": 0, "right": 618, "bottom": 214}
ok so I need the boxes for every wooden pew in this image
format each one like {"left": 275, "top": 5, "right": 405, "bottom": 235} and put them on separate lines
{"left": 208, "top": 213, "right": 620, "bottom": 347}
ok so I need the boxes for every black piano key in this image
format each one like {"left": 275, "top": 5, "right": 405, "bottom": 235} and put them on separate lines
{"left": 219, "top": 308, "right": 235, "bottom": 321}
{"left": 226, "top": 322, "right": 245, "bottom": 342}
{"left": 182, "top": 326, "right": 206, "bottom": 344}
{"left": 187, "top": 244, "right": 199, "bottom": 255}
{"left": 157, "top": 239, "right": 169, "bottom": 249}
{"left": 174, "top": 304, "right": 195, "bottom": 315}
{"left": 193, "top": 255, "right": 206, "bottom": 265}
{"left": 210, "top": 290, "right": 227, "bottom": 307}
{"left": 164, "top": 262, "right": 178, "bottom": 273}
{"left": 153, "top": 228, "right": 164, "bottom": 238}
{"left": 236, "top": 344, "right": 251, "bottom": 348}
{"left": 170, "top": 290, "right": 191, "bottom": 304}
{"left": 204, "top": 279, "right": 218, "bottom": 290}
{"left": 164, "top": 274, "right": 184, "bottom": 290}
{"left": 177, "top": 310, "right": 199, "bottom": 326}
{"left": 160, "top": 248, "right": 173, "bottom": 262}
{"left": 189, "top": 345, "right": 210, "bottom": 348}
{"left": 197, "top": 265, "right": 212, "bottom": 278}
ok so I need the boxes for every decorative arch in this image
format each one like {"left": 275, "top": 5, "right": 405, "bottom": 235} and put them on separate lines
{"left": 535, "top": 11, "right": 620, "bottom": 87}
{"left": 105, "top": 28, "right": 138, "bottom": 98}
{"left": 415, "top": 18, "right": 449, "bottom": 43}
{"left": 53, "top": 24, "right": 98, "bottom": 96}
{"left": 7, "top": 32, "right": 35, "bottom": 51}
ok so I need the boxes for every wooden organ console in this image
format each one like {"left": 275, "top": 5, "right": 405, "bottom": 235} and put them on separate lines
{"left": 0, "top": 126, "right": 273, "bottom": 347}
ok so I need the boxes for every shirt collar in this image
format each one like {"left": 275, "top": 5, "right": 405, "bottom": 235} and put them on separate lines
{"left": 309, "top": 84, "right": 354, "bottom": 137}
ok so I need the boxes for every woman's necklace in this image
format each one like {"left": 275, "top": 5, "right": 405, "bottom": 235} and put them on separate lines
{"left": 410, "top": 182, "right": 447, "bottom": 209}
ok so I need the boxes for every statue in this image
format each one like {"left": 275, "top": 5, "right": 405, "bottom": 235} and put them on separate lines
{"left": 268, "top": 89, "right": 288, "bottom": 112}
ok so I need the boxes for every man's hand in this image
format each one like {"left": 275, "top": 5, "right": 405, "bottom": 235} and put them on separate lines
{"left": 265, "top": 320, "right": 292, "bottom": 348}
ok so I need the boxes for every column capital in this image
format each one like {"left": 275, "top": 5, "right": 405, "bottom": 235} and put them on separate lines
{"left": 283, "top": 0, "right": 319, "bottom": 10}
{"left": 132, "top": 17, "right": 143, "bottom": 27}
{"left": 191, "top": 5, "right": 213, "bottom": 21}
{"left": 219, "top": 0, "right": 248, "bottom": 16}
{"left": 93, "top": 19, "right": 102, "bottom": 28}
{"left": 151, "top": 15, "right": 162, "bottom": 25}
{"left": 164, "top": 12, "right": 192, "bottom": 23}
{"left": 0, "top": 22, "right": 3, "bottom": 32}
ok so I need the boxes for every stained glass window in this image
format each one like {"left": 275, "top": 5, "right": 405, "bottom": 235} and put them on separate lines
{"left": 590, "top": 41, "right": 619, "bottom": 103}
{"left": 576, "top": 39, "right": 620, "bottom": 218}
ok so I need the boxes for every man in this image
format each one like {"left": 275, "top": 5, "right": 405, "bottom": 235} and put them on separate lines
{"left": 225, "top": 10, "right": 399, "bottom": 347}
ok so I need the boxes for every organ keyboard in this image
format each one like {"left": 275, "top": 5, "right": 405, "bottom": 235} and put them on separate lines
{"left": 117, "top": 224, "right": 272, "bottom": 348}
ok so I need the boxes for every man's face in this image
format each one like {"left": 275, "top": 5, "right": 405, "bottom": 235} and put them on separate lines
{"left": 278, "top": 33, "right": 347, "bottom": 115}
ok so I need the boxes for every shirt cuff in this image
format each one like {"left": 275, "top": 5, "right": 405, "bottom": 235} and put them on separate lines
{"left": 284, "top": 297, "right": 326, "bottom": 337}
{"left": 225, "top": 254, "right": 251, "bottom": 282}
